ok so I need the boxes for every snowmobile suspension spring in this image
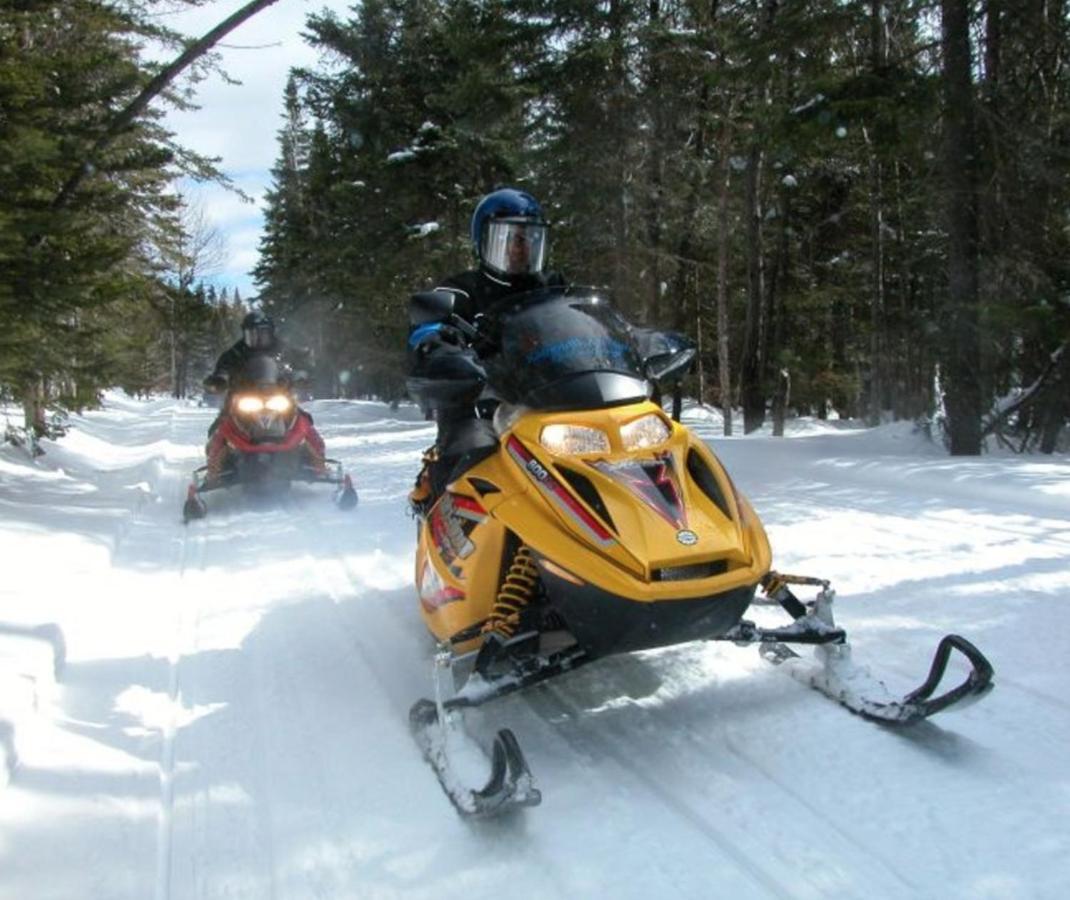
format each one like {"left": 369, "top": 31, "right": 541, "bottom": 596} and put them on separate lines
{"left": 485, "top": 544, "right": 539, "bottom": 638}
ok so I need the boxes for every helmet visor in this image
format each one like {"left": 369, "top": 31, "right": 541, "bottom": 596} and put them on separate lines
{"left": 482, "top": 218, "right": 547, "bottom": 277}
{"left": 244, "top": 324, "right": 274, "bottom": 350}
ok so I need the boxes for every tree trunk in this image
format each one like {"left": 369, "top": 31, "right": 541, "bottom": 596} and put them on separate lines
{"left": 740, "top": 144, "right": 766, "bottom": 433}
{"left": 939, "top": 0, "right": 983, "bottom": 455}
{"left": 865, "top": 0, "right": 888, "bottom": 424}
{"left": 717, "top": 151, "right": 733, "bottom": 436}
{"left": 669, "top": 77, "right": 710, "bottom": 334}
{"left": 643, "top": 0, "right": 666, "bottom": 326}
{"left": 696, "top": 294, "right": 706, "bottom": 407}
{"left": 22, "top": 379, "right": 45, "bottom": 437}
{"left": 608, "top": 0, "right": 630, "bottom": 305}
{"left": 768, "top": 175, "right": 790, "bottom": 437}
{"left": 739, "top": 1, "right": 779, "bottom": 433}
{"left": 865, "top": 125, "right": 886, "bottom": 425}
{"left": 772, "top": 368, "right": 790, "bottom": 437}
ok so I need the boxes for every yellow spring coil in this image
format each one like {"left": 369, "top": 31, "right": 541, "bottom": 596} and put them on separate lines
{"left": 484, "top": 544, "right": 540, "bottom": 637}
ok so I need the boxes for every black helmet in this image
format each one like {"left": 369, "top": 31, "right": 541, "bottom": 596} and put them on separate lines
{"left": 241, "top": 311, "right": 275, "bottom": 351}
{"left": 470, "top": 188, "right": 548, "bottom": 278}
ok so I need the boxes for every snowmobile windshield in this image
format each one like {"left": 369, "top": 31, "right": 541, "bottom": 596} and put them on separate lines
{"left": 484, "top": 287, "right": 648, "bottom": 410}
{"left": 236, "top": 353, "right": 284, "bottom": 390}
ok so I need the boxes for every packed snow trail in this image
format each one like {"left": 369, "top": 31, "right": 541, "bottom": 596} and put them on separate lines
{"left": 1, "top": 394, "right": 1068, "bottom": 899}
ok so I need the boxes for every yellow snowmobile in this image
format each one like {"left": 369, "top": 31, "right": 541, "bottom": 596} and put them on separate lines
{"left": 406, "top": 286, "right": 993, "bottom": 818}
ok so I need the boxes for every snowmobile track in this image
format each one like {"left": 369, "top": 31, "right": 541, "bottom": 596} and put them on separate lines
{"left": 154, "top": 524, "right": 204, "bottom": 900}
{"left": 153, "top": 414, "right": 213, "bottom": 900}
{"left": 280, "top": 494, "right": 417, "bottom": 714}
{"left": 716, "top": 722, "right": 922, "bottom": 895}
{"left": 524, "top": 683, "right": 797, "bottom": 899}
{"left": 526, "top": 661, "right": 923, "bottom": 898}
{"left": 252, "top": 561, "right": 364, "bottom": 887}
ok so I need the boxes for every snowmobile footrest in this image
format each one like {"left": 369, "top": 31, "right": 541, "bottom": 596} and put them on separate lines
{"left": 449, "top": 643, "right": 590, "bottom": 710}
{"left": 713, "top": 619, "right": 846, "bottom": 647}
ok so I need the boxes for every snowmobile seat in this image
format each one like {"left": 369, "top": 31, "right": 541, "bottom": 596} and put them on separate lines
{"left": 439, "top": 417, "right": 499, "bottom": 489}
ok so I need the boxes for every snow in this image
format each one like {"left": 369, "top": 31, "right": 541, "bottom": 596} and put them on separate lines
{"left": 410, "top": 222, "right": 441, "bottom": 239}
{"left": 1, "top": 393, "right": 1068, "bottom": 899}
{"left": 790, "top": 94, "right": 826, "bottom": 116}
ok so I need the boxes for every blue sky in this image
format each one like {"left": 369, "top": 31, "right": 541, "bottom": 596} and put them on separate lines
{"left": 161, "top": 0, "right": 356, "bottom": 301}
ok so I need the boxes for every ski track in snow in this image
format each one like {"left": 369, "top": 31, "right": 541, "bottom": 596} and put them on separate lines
{"left": 0, "top": 395, "right": 1068, "bottom": 899}
{"left": 524, "top": 667, "right": 923, "bottom": 899}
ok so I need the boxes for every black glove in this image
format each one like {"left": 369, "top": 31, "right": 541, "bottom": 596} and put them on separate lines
{"left": 409, "top": 323, "right": 466, "bottom": 368}
{"left": 203, "top": 373, "right": 227, "bottom": 393}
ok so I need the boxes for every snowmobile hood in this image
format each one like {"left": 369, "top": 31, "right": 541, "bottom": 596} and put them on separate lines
{"left": 486, "top": 401, "right": 771, "bottom": 600}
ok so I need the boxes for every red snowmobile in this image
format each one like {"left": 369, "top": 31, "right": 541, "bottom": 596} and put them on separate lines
{"left": 183, "top": 354, "right": 357, "bottom": 521}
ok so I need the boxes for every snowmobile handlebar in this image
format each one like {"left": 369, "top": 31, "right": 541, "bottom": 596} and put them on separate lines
{"left": 409, "top": 290, "right": 492, "bottom": 353}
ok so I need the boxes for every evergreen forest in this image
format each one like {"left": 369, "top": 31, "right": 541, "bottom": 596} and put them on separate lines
{"left": 3, "top": 0, "right": 1069, "bottom": 454}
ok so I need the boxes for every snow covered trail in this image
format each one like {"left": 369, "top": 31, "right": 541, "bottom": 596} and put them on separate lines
{"left": 1, "top": 395, "right": 1068, "bottom": 899}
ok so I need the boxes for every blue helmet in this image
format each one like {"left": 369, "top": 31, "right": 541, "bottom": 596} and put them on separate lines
{"left": 470, "top": 188, "right": 548, "bottom": 278}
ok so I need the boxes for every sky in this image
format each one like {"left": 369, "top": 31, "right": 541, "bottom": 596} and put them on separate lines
{"left": 160, "top": 0, "right": 357, "bottom": 301}
{"left": 1, "top": 390, "right": 1068, "bottom": 898}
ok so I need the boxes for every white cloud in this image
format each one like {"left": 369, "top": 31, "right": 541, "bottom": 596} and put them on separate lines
{"left": 181, "top": 182, "right": 257, "bottom": 229}
{"left": 158, "top": 0, "right": 356, "bottom": 296}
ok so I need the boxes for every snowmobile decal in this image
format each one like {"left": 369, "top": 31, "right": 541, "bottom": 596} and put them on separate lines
{"left": 449, "top": 494, "right": 487, "bottom": 523}
{"left": 468, "top": 477, "right": 501, "bottom": 496}
{"left": 589, "top": 452, "right": 687, "bottom": 530}
{"left": 506, "top": 436, "right": 615, "bottom": 547}
{"left": 418, "top": 558, "right": 464, "bottom": 613}
{"left": 429, "top": 493, "right": 484, "bottom": 566}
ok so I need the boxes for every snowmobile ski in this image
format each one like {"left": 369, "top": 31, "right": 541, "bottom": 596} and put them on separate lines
{"left": 335, "top": 473, "right": 358, "bottom": 510}
{"left": 409, "top": 645, "right": 541, "bottom": 817}
{"left": 182, "top": 484, "right": 207, "bottom": 523}
{"left": 409, "top": 698, "right": 540, "bottom": 818}
{"left": 758, "top": 633, "right": 993, "bottom": 725}
{"left": 742, "top": 573, "right": 994, "bottom": 725}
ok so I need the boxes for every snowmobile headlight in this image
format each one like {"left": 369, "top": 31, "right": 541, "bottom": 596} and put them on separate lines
{"left": 264, "top": 394, "right": 291, "bottom": 413}
{"left": 539, "top": 423, "right": 610, "bottom": 455}
{"left": 620, "top": 413, "right": 671, "bottom": 450}
{"left": 235, "top": 395, "right": 264, "bottom": 414}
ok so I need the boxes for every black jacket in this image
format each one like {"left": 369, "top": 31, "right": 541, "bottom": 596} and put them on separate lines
{"left": 432, "top": 268, "right": 566, "bottom": 324}
{"left": 209, "top": 340, "right": 256, "bottom": 383}
{"left": 406, "top": 268, "right": 566, "bottom": 421}
{"left": 207, "top": 340, "right": 294, "bottom": 391}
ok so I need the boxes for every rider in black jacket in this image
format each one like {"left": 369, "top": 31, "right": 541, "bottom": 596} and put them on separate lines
{"left": 408, "top": 188, "right": 565, "bottom": 512}
{"left": 203, "top": 311, "right": 326, "bottom": 480}
{"left": 206, "top": 311, "right": 279, "bottom": 390}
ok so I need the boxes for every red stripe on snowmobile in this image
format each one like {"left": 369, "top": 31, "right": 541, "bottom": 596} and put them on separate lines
{"left": 589, "top": 452, "right": 688, "bottom": 530}
{"left": 420, "top": 585, "right": 465, "bottom": 613}
{"left": 506, "top": 436, "right": 614, "bottom": 545}
{"left": 450, "top": 495, "right": 487, "bottom": 518}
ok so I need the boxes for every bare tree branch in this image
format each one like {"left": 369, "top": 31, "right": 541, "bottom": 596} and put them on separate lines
{"left": 52, "top": 0, "right": 284, "bottom": 211}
